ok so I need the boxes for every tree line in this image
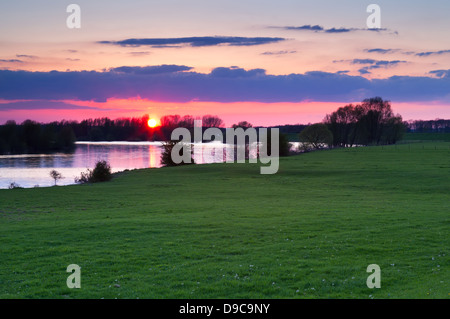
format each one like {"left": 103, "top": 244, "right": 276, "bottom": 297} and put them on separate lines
{"left": 0, "top": 120, "right": 76, "bottom": 155}
{"left": 405, "top": 119, "right": 450, "bottom": 133}
{"left": 2, "top": 97, "right": 441, "bottom": 155}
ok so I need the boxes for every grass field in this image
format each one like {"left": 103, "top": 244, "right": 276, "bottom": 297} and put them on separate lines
{"left": 0, "top": 142, "right": 448, "bottom": 299}
{"left": 402, "top": 132, "right": 450, "bottom": 142}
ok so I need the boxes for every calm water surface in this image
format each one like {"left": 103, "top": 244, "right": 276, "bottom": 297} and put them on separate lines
{"left": 0, "top": 141, "right": 235, "bottom": 189}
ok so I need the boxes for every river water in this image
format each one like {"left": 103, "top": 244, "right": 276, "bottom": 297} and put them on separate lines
{"left": 0, "top": 141, "right": 237, "bottom": 189}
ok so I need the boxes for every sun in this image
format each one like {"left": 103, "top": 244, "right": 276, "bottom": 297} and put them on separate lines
{"left": 147, "top": 118, "right": 158, "bottom": 128}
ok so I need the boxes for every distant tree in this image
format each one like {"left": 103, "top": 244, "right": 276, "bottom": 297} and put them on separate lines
{"left": 232, "top": 121, "right": 253, "bottom": 129}
{"left": 22, "top": 120, "right": 41, "bottom": 153}
{"left": 202, "top": 115, "right": 224, "bottom": 128}
{"left": 57, "top": 125, "right": 76, "bottom": 151}
{"left": 381, "top": 116, "right": 406, "bottom": 144}
{"left": 299, "top": 123, "right": 333, "bottom": 151}
{"left": 160, "top": 115, "right": 181, "bottom": 128}
{"left": 178, "top": 115, "right": 196, "bottom": 128}
{"left": 49, "top": 170, "right": 63, "bottom": 186}
{"left": 324, "top": 97, "right": 404, "bottom": 146}
{"left": 324, "top": 104, "right": 362, "bottom": 147}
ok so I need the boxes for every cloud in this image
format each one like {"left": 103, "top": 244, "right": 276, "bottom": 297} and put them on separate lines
{"left": 366, "top": 48, "right": 450, "bottom": 57}
{"left": 276, "top": 25, "right": 391, "bottom": 34}
{"left": 99, "top": 36, "right": 285, "bottom": 48}
{"left": 429, "top": 69, "right": 450, "bottom": 78}
{"left": 109, "top": 65, "right": 192, "bottom": 74}
{"left": 0, "top": 66, "right": 449, "bottom": 104}
{"left": 16, "top": 54, "right": 38, "bottom": 59}
{"left": 335, "top": 59, "right": 407, "bottom": 74}
{"left": 0, "top": 59, "right": 23, "bottom": 63}
{"left": 358, "top": 68, "right": 371, "bottom": 75}
{"left": 415, "top": 50, "right": 450, "bottom": 57}
{"left": 283, "top": 25, "right": 324, "bottom": 31}
{"left": 261, "top": 50, "right": 297, "bottom": 56}
{"left": 129, "top": 51, "right": 151, "bottom": 56}
{"left": 0, "top": 100, "right": 111, "bottom": 111}
{"left": 365, "top": 48, "right": 399, "bottom": 54}
{"left": 210, "top": 67, "right": 266, "bottom": 78}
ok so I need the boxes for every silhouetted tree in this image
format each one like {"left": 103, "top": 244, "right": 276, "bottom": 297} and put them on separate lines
{"left": 232, "top": 121, "right": 253, "bottom": 129}
{"left": 202, "top": 115, "right": 224, "bottom": 128}
{"left": 74, "top": 160, "right": 112, "bottom": 183}
{"left": 324, "top": 97, "right": 405, "bottom": 146}
{"left": 299, "top": 123, "right": 333, "bottom": 151}
{"left": 49, "top": 170, "right": 63, "bottom": 186}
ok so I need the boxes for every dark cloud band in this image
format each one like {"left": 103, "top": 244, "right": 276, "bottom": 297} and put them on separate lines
{"left": 0, "top": 66, "right": 449, "bottom": 104}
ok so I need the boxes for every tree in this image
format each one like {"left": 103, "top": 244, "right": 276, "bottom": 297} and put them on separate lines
{"left": 91, "top": 160, "right": 112, "bottom": 182}
{"left": 202, "top": 115, "right": 224, "bottom": 128}
{"left": 74, "top": 160, "right": 112, "bottom": 183}
{"left": 324, "top": 97, "right": 404, "bottom": 146}
{"left": 263, "top": 130, "right": 291, "bottom": 157}
{"left": 299, "top": 123, "right": 333, "bottom": 151}
{"left": 160, "top": 141, "right": 194, "bottom": 167}
{"left": 232, "top": 121, "right": 253, "bottom": 129}
{"left": 49, "top": 170, "right": 63, "bottom": 186}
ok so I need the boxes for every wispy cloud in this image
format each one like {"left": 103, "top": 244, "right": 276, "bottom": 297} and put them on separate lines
{"left": 16, "top": 54, "right": 38, "bottom": 59}
{"left": 0, "top": 59, "right": 23, "bottom": 63}
{"left": 99, "top": 36, "right": 285, "bottom": 48}
{"left": 261, "top": 50, "right": 297, "bottom": 56}
{"left": 274, "top": 25, "right": 391, "bottom": 34}
{"left": 364, "top": 48, "right": 400, "bottom": 54}
{"left": 334, "top": 59, "right": 407, "bottom": 74}
{"left": 128, "top": 51, "right": 151, "bottom": 56}
{"left": 415, "top": 50, "right": 450, "bottom": 57}
{"left": 365, "top": 48, "right": 450, "bottom": 57}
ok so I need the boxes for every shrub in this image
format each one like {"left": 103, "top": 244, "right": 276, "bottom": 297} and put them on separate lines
{"left": 91, "top": 160, "right": 112, "bottom": 182}
{"left": 8, "top": 182, "right": 22, "bottom": 189}
{"left": 75, "top": 160, "right": 112, "bottom": 184}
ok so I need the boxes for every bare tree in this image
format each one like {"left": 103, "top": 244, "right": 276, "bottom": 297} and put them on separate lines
{"left": 202, "top": 115, "right": 224, "bottom": 128}
{"left": 49, "top": 170, "right": 63, "bottom": 186}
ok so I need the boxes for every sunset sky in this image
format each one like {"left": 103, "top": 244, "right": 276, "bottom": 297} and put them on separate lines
{"left": 1, "top": 0, "right": 449, "bottom": 126}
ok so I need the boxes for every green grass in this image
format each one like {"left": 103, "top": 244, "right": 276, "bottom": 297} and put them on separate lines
{"left": 0, "top": 142, "right": 449, "bottom": 299}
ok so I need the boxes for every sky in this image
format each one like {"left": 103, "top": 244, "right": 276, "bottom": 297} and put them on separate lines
{"left": 0, "top": 0, "right": 449, "bottom": 126}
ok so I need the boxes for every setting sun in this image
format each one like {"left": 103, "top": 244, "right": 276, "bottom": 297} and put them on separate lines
{"left": 147, "top": 118, "right": 158, "bottom": 128}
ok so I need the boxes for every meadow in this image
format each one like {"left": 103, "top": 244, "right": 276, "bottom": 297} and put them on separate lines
{"left": 0, "top": 141, "right": 448, "bottom": 299}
